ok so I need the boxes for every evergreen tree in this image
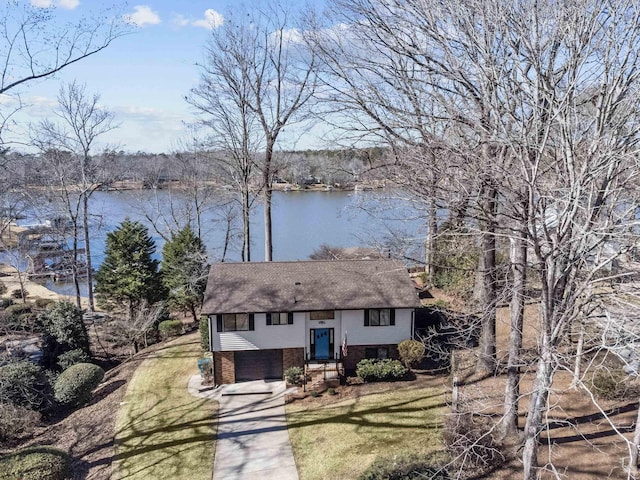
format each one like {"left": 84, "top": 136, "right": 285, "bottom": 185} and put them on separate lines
{"left": 161, "top": 225, "right": 209, "bottom": 323}
{"left": 95, "top": 219, "right": 165, "bottom": 322}
{"left": 38, "top": 301, "right": 90, "bottom": 369}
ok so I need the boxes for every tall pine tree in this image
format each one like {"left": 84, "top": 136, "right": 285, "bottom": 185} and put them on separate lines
{"left": 161, "top": 225, "right": 209, "bottom": 323}
{"left": 95, "top": 219, "right": 165, "bottom": 322}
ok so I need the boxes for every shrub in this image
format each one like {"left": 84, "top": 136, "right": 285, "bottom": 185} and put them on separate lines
{"left": 443, "top": 412, "right": 504, "bottom": 472}
{"left": 34, "top": 298, "right": 55, "bottom": 310}
{"left": 4, "top": 303, "right": 32, "bottom": 316}
{"left": 284, "top": 366, "right": 303, "bottom": 385}
{"left": 0, "top": 298, "right": 13, "bottom": 309}
{"left": 398, "top": 339, "right": 426, "bottom": 369}
{"left": 199, "top": 316, "right": 209, "bottom": 350}
{"left": 57, "top": 349, "right": 90, "bottom": 371}
{"left": 0, "top": 361, "right": 50, "bottom": 411}
{"left": 38, "top": 301, "right": 90, "bottom": 368}
{"left": 11, "top": 288, "right": 28, "bottom": 299}
{"left": 309, "top": 390, "right": 320, "bottom": 397}
{"left": 0, "top": 281, "right": 6, "bottom": 295}
{"left": 158, "top": 319, "right": 183, "bottom": 339}
{"left": 360, "top": 453, "right": 449, "bottom": 480}
{"left": 356, "top": 359, "right": 408, "bottom": 382}
{"left": 0, "top": 403, "right": 41, "bottom": 443}
{"left": 53, "top": 363, "right": 104, "bottom": 407}
{"left": 327, "top": 387, "right": 336, "bottom": 395}
{"left": 0, "top": 446, "right": 72, "bottom": 480}
{"left": 591, "top": 368, "right": 628, "bottom": 400}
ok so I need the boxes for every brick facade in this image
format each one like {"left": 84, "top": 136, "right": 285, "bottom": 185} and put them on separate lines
{"left": 283, "top": 348, "right": 304, "bottom": 372}
{"left": 342, "top": 344, "right": 400, "bottom": 372}
{"left": 213, "top": 351, "right": 235, "bottom": 385}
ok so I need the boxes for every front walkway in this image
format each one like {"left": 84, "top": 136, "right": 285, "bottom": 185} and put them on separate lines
{"left": 189, "top": 378, "right": 299, "bottom": 480}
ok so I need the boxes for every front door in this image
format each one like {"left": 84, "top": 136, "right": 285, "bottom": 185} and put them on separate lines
{"left": 311, "top": 328, "right": 333, "bottom": 360}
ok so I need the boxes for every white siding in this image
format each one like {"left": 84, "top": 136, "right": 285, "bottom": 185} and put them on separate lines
{"left": 210, "top": 309, "right": 414, "bottom": 352}
{"left": 210, "top": 312, "right": 305, "bottom": 351}
{"left": 341, "top": 309, "right": 413, "bottom": 345}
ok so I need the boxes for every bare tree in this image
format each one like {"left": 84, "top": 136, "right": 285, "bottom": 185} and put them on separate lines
{"left": 314, "top": 1, "right": 640, "bottom": 478}
{"left": 32, "top": 81, "right": 117, "bottom": 312}
{"left": 311, "top": 0, "right": 505, "bottom": 374}
{"left": 190, "top": 2, "right": 316, "bottom": 261}
{"left": 0, "top": 1, "right": 128, "bottom": 145}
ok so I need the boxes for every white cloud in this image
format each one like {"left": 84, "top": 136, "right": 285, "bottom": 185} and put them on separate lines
{"left": 124, "top": 5, "right": 161, "bottom": 27}
{"left": 58, "top": 0, "right": 80, "bottom": 10}
{"left": 30, "top": 0, "right": 80, "bottom": 8}
{"left": 272, "top": 28, "right": 303, "bottom": 46}
{"left": 191, "top": 9, "right": 224, "bottom": 29}
{"left": 30, "top": 0, "right": 54, "bottom": 7}
{"left": 171, "top": 14, "right": 190, "bottom": 28}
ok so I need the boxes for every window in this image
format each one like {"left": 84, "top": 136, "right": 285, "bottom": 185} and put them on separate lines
{"left": 267, "top": 312, "right": 293, "bottom": 325}
{"left": 310, "top": 310, "right": 334, "bottom": 320}
{"left": 365, "top": 308, "right": 395, "bottom": 326}
{"left": 216, "top": 313, "right": 254, "bottom": 332}
{"left": 365, "top": 347, "right": 389, "bottom": 360}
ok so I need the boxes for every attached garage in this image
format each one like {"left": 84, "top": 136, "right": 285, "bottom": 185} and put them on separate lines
{"left": 234, "top": 350, "right": 283, "bottom": 381}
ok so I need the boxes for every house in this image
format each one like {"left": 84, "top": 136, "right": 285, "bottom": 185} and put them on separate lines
{"left": 202, "top": 258, "right": 421, "bottom": 385}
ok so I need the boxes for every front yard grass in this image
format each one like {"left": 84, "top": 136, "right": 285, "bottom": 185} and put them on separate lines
{"left": 287, "top": 381, "right": 447, "bottom": 480}
{"left": 112, "top": 334, "right": 217, "bottom": 480}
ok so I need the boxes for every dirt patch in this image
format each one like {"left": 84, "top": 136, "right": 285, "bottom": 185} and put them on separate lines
{"left": 451, "top": 302, "right": 638, "bottom": 480}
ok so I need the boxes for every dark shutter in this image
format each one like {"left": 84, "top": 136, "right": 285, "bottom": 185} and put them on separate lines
{"left": 364, "top": 309, "right": 370, "bottom": 326}
{"left": 390, "top": 309, "right": 396, "bottom": 326}
{"left": 216, "top": 314, "right": 222, "bottom": 332}
{"left": 249, "top": 313, "right": 255, "bottom": 331}
{"left": 329, "top": 329, "right": 335, "bottom": 359}
{"left": 309, "top": 330, "right": 315, "bottom": 359}
{"left": 288, "top": 312, "right": 294, "bottom": 324}
{"left": 266, "top": 313, "right": 272, "bottom": 325}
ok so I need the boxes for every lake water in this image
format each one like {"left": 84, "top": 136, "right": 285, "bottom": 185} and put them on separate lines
{"left": 10, "top": 188, "right": 427, "bottom": 296}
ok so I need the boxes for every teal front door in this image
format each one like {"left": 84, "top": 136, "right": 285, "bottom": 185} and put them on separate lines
{"left": 311, "top": 328, "right": 333, "bottom": 360}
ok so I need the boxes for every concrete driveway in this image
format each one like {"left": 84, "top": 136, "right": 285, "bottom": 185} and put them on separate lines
{"left": 210, "top": 380, "right": 299, "bottom": 480}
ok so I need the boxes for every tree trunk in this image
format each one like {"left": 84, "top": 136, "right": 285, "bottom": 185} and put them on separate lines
{"left": 501, "top": 228, "right": 527, "bottom": 436}
{"left": 629, "top": 402, "right": 640, "bottom": 479}
{"left": 425, "top": 197, "right": 437, "bottom": 284}
{"left": 523, "top": 354, "right": 553, "bottom": 480}
{"left": 242, "top": 190, "right": 251, "bottom": 261}
{"left": 71, "top": 223, "right": 81, "bottom": 310}
{"left": 476, "top": 183, "right": 498, "bottom": 375}
{"left": 570, "top": 321, "right": 585, "bottom": 388}
{"left": 83, "top": 191, "right": 95, "bottom": 312}
{"left": 263, "top": 142, "right": 274, "bottom": 262}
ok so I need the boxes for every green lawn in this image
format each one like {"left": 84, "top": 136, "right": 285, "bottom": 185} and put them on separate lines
{"left": 286, "top": 383, "right": 447, "bottom": 480}
{"left": 112, "top": 334, "right": 217, "bottom": 480}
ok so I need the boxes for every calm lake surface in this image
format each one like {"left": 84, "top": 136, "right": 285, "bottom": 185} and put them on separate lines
{"left": 13, "top": 189, "right": 427, "bottom": 296}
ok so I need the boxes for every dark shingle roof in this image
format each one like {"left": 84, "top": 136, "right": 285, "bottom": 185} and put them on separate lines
{"left": 201, "top": 259, "right": 420, "bottom": 314}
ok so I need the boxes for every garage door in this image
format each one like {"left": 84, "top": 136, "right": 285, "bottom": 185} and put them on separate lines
{"left": 235, "top": 350, "right": 283, "bottom": 381}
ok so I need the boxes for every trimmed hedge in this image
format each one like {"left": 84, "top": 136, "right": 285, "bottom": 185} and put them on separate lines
{"left": 360, "top": 454, "right": 449, "bottom": 480}
{"left": 356, "top": 359, "right": 408, "bottom": 382}
{"left": 0, "top": 446, "right": 72, "bottom": 480}
{"left": 53, "top": 363, "right": 104, "bottom": 407}
{"left": 398, "top": 339, "right": 426, "bottom": 369}
{"left": 57, "top": 349, "right": 90, "bottom": 371}
{"left": 158, "top": 319, "right": 183, "bottom": 339}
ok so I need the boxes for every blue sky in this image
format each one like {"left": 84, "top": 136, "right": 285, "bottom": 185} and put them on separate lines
{"left": 6, "top": 0, "right": 323, "bottom": 153}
